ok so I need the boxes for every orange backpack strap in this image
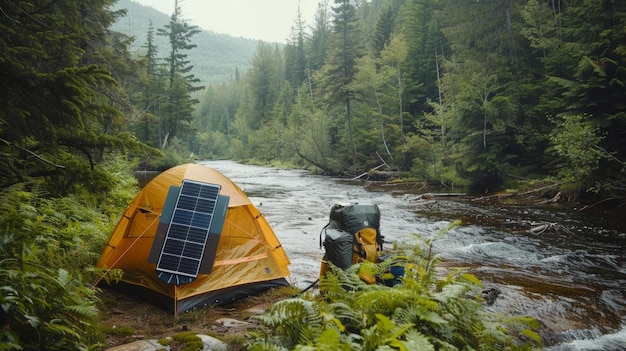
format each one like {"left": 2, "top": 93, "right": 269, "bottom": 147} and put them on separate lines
{"left": 352, "top": 227, "right": 380, "bottom": 264}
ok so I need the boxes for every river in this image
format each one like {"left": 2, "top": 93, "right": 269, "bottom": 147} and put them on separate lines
{"left": 200, "top": 160, "right": 626, "bottom": 350}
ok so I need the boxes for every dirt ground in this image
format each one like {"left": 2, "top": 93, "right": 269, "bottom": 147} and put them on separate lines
{"left": 97, "top": 286, "right": 299, "bottom": 350}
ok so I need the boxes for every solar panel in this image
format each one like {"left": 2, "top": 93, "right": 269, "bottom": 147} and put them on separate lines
{"left": 156, "top": 180, "right": 221, "bottom": 285}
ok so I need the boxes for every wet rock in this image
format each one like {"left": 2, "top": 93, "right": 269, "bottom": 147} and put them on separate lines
{"left": 215, "top": 317, "right": 252, "bottom": 328}
{"left": 111, "top": 308, "right": 126, "bottom": 315}
{"left": 246, "top": 303, "right": 270, "bottom": 315}
{"left": 197, "top": 335, "right": 228, "bottom": 351}
{"left": 104, "top": 339, "right": 164, "bottom": 351}
{"left": 104, "top": 334, "right": 228, "bottom": 351}
{"left": 482, "top": 288, "right": 501, "bottom": 306}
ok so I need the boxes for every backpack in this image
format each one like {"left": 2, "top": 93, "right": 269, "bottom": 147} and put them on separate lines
{"left": 320, "top": 204, "right": 383, "bottom": 270}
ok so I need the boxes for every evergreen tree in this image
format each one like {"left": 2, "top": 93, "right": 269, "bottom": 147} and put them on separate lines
{"left": 317, "top": 0, "right": 366, "bottom": 166}
{"left": 308, "top": 0, "right": 332, "bottom": 74}
{"left": 245, "top": 42, "right": 286, "bottom": 129}
{"left": 0, "top": 0, "right": 148, "bottom": 193}
{"left": 437, "top": 0, "right": 523, "bottom": 191}
{"left": 285, "top": 3, "right": 309, "bottom": 94}
{"left": 0, "top": 1, "right": 153, "bottom": 349}
{"left": 132, "top": 20, "right": 168, "bottom": 148}
{"left": 400, "top": 0, "right": 446, "bottom": 118}
{"left": 372, "top": 3, "right": 397, "bottom": 57}
{"left": 350, "top": 34, "right": 409, "bottom": 170}
{"left": 543, "top": 0, "right": 626, "bottom": 199}
{"left": 157, "top": 0, "right": 203, "bottom": 148}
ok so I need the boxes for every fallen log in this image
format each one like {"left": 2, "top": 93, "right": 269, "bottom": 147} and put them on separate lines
{"left": 471, "top": 183, "right": 561, "bottom": 203}
{"left": 410, "top": 193, "right": 467, "bottom": 200}
{"left": 350, "top": 164, "right": 385, "bottom": 181}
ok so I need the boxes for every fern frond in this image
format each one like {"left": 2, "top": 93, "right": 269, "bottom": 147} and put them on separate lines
{"left": 295, "top": 327, "right": 354, "bottom": 351}
{"left": 402, "top": 330, "right": 435, "bottom": 351}
{"left": 354, "top": 287, "right": 413, "bottom": 323}
{"left": 63, "top": 304, "right": 99, "bottom": 319}
{"left": 435, "top": 283, "right": 472, "bottom": 303}
{"left": 323, "top": 301, "right": 359, "bottom": 331}
{"left": 393, "top": 304, "right": 448, "bottom": 329}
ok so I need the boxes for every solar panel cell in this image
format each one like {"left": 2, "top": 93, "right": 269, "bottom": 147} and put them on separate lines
{"left": 191, "top": 212, "right": 212, "bottom": 228}
{"left": 187, "top": 227, "right": 208, "bottom": 243}
{"left": 172, "top": 209, "right": 193, "bottom": 226}
{"left": 162, "top": 239, "right": 184, "bottom": 254}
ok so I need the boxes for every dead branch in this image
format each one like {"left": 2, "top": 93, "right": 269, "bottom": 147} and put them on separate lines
{"left": 471, "top": 182, "right": 561, "bottom": 203}
{"left": 1, "top": 137, "right": 65, "bottom": 168}
{"left": 577, "top": 197, "right": 617, "bottom": 211}
{"left": 350, "top": 164, "right": 385, "bottom": 181}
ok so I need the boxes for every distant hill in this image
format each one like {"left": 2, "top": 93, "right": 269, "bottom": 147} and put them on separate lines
{"left": 111, "top": 0, "right": 260, "bottom": 84}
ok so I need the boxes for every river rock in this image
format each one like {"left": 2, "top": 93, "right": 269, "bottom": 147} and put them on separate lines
{"left": 215, "top": 317, "right": 252, "bottom": 328}
{"left": 197, "top": 334, "right": 229, "bottom": 351}
{"left": 481, "top": 287, "right": 501, "bottom": 306}
{"left": 104, "top": 339, "right": 164, "bottom": 351}
{"left": 104, "top": 334, "right": 228, "bottom": 351}
{"left": 245, "top": 303, "right": 270, "bottom": 315}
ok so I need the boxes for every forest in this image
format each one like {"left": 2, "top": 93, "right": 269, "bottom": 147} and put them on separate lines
{"left": 0, "top": 0, "right": 624, "bottom": 349}
{"left": 189, "top": 0, "right": 626, "bottom": 204}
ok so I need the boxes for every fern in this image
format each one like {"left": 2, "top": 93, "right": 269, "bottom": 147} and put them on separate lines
{"left": 294, "top": 328, "right": 356, "bottom": 351}
{"left": 393, "top": 303, "right": 449, "bottom": 338}
{"left": 250, "top": 223, "right": 542, "bottom": 350}
{"left": 402, "top": 330, "right": 435, "bottom": 351}
{"left": 360, "top": 314, "right": 416, "bottom": 351}
{"left": 321, "top": 301, "right": 360, "bottom": 332}
{"left": 0, "top": 160, "right": 139, "bottom": 350}
{"left": 354, "top": 288, "right": 414, "bottom": 324}
{"left": 251, "top": 298, "right": 323, "bottom": 349}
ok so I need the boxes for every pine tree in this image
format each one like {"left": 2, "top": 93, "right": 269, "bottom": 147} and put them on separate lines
{"left": 308, "top": 0, "right": 332, "bottom": 74}
{"left": 133, "top": 20, "right": 167, "bottom": 147}
{"left": 400, "top": 0, "right": 446, "bottom": 118}
{"left": 543, "top": 0, "right": 626, "bottom": 199}
{"left": 285, "top": 3, "right": 309, "bottom": 94}
{"left": 317, "top": 0, "right": 366, "bottom": 166}
{"left": 372, "top": 3, "right": 397, "bottom": 57}
{"left": 245, "top": 42, "right": 286, "bottom": 129}
{"left": 157, "top": 0, "right": 203, "bottom": 148}
{"left": 0, "top": 0, "right": 148, "bottom": 193}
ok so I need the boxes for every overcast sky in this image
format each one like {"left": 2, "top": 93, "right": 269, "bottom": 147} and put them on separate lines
{"left": 132, "top": 0, "right": 322, "bottom": 43}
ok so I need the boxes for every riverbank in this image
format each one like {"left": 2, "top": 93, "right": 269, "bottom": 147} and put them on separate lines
{"left": 97, "top": 286, "right": 298, "bottom": 350}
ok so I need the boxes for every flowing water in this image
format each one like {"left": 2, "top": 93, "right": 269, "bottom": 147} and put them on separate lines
{"left": 200, "top": 160, "right": 626, "bottom": 350}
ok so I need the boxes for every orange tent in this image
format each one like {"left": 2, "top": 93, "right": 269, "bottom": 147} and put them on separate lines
{"left": 96, "top": 163, "right": 291, "bottom": 314}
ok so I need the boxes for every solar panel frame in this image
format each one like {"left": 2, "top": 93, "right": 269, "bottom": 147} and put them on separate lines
{"left": 156, "top": 180, "right": 221, "bottom": 281}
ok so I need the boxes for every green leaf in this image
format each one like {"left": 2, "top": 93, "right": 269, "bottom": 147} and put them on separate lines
{"left": 522, "top": 328, "right": 542, "bottom": 345}
{"left": 403, "top": 330, "right": 435, "bottom": 351}
{"left": 461, "top": 273, "right": 482, "bottom": 287}
{"left": 57, "top": 268, "right": 70, "bottom": 286}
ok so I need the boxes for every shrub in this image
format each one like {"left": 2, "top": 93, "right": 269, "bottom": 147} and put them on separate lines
{"left": 248, "top": 223, "right": 541, "bottom": 350}
{"left": 0, "top": 159, "right": 141, "bottom": 350}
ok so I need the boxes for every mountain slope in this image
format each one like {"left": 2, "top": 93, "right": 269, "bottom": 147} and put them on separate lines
{"left": 111, "top": 0, "right": 259, "bottom": 84}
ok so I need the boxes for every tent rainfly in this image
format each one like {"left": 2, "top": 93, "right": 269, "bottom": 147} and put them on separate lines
{"left": 96, "top": 163, "right": 291, "bottom": 315}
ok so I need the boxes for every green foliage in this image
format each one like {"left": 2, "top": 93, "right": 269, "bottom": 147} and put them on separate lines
{"left": 248, "top": 222, "right": 541, "bottom": 350}
{"left": 549, "top": 114, "right": 608, "bottom": 199}
{"left": 147, "top": 138, "right": 195, "bottom": 171}
{"left": 154, "top": 1, "right": 203, "bottom": 146}
{"left": 172, "top": 331, "right": 204, "bottom": 351}
{"left": 101, "top": 324, "right": 136, "bottom": 337}
{"left": 0, "top": 256, "right": 100, "bottom": 351}
{"left": 0, "top": 0, "right": 153, "bottom": 193}
{"left": 400, "top": 0, "right": 447, "bottom": 117}
{"left": 0, "top": 156, "right": 139, "bottom": 349}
